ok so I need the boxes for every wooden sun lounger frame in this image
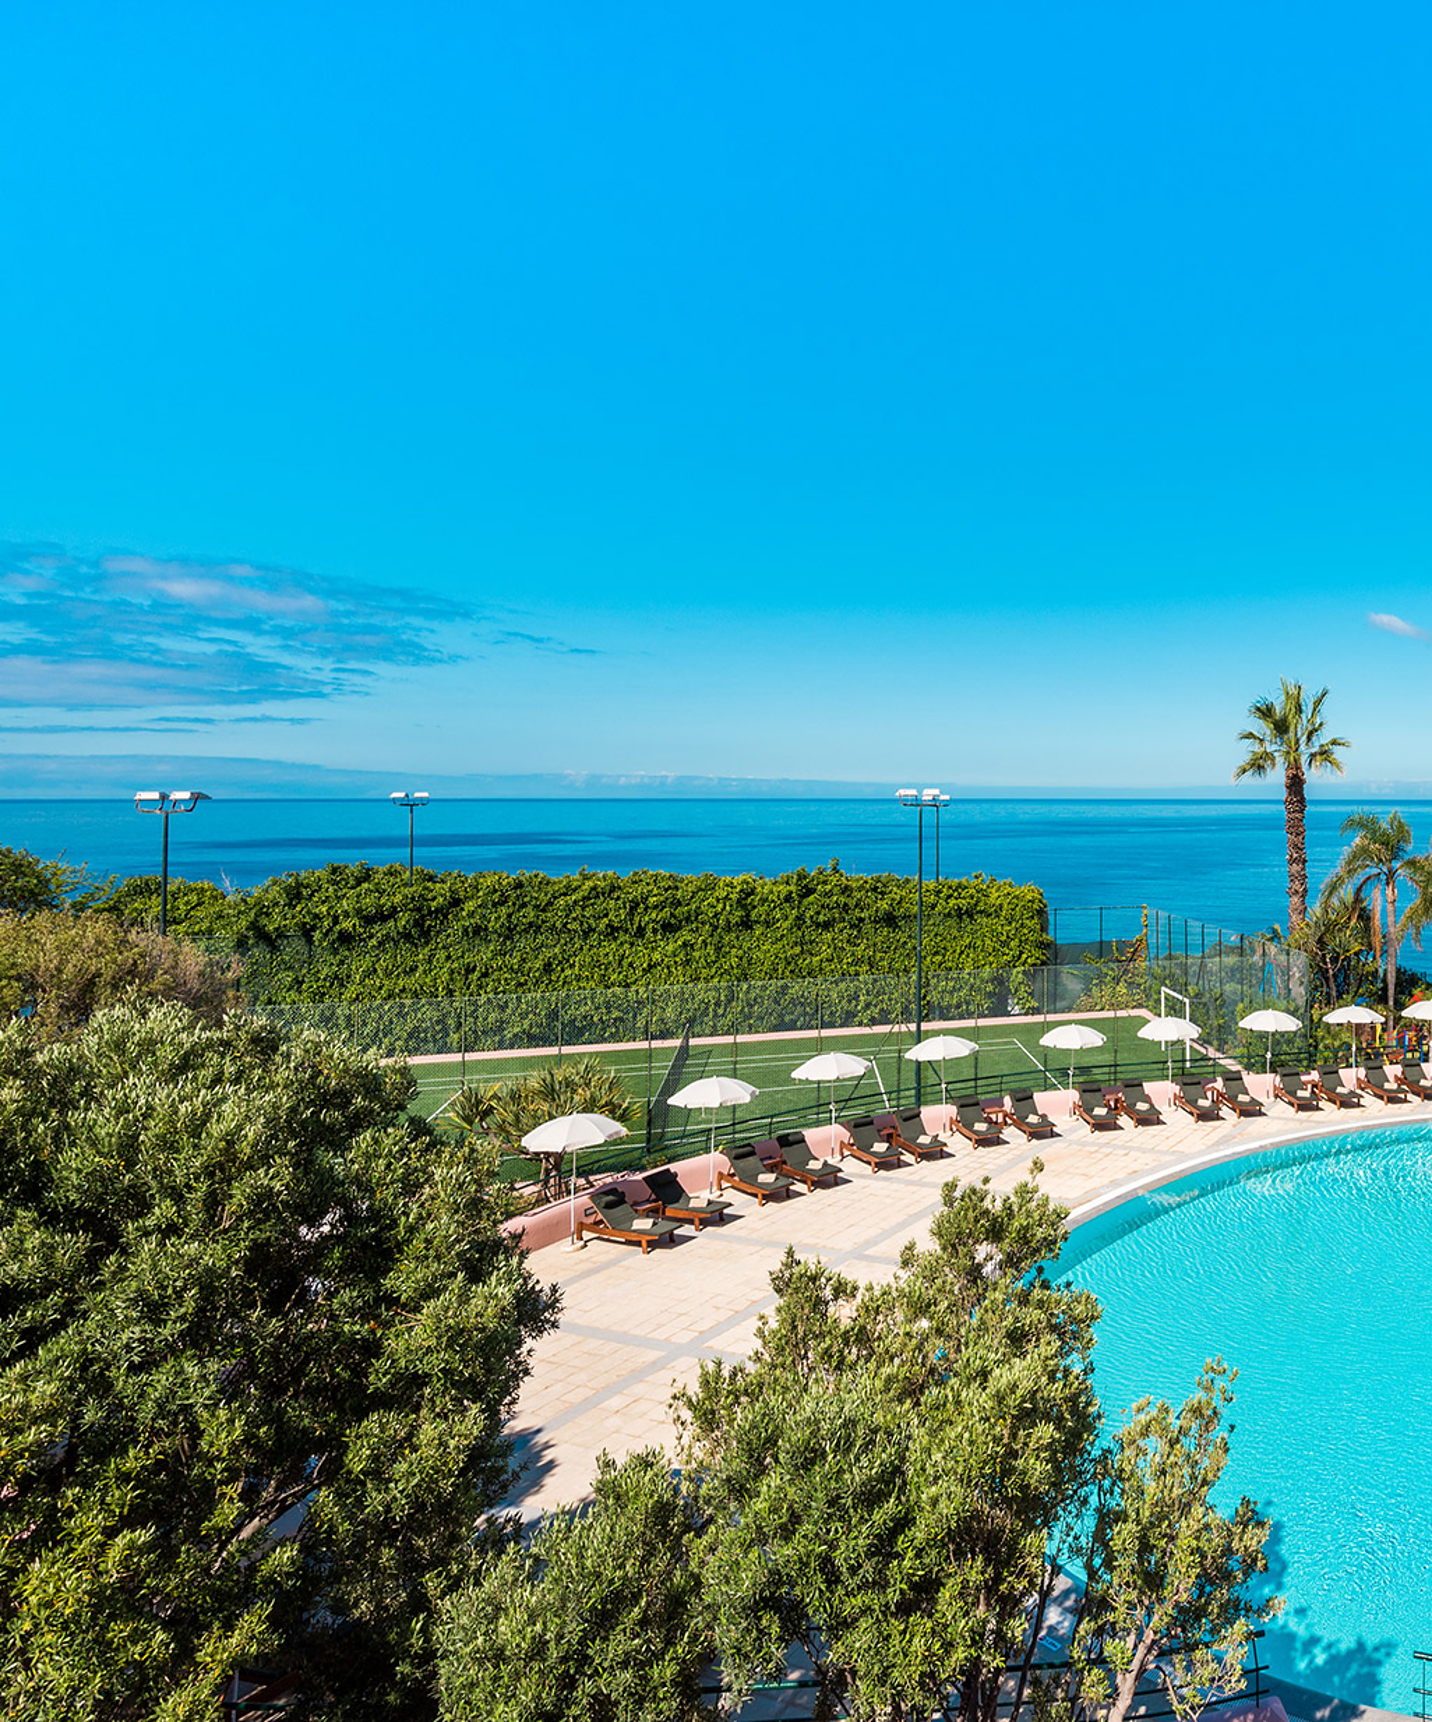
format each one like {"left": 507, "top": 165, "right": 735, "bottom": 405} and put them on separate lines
{"left": 1356, "top": 1067, "right": 1410, "bottom": 1102}
{"left": 1272, "top": 1072, "right": 1321, "bottom": 1111}
{"left": 952, "top": 1103, "right": 1005, "bottom": 1147}
{"left": 886, "top": 1109, "right": 947, "bottom": 1160}
{"left": 1002, "top": 1092, "right": 1057, "bottom": 1139}
{"left": 1073, "top": 1086, "right": 1121, "bottom": 1130}
{"left": 1215, "top": 1080, "right": 1264, "bottom": 1117}
{"left": 1395, "top": 1063, "right": 1432, "bottom": 1099}
{"left": 1173, "top": 1082, "right": 1221, "bottom": 1120}
{"left": 770, "top": 1133, "right": 840, "bottom": 1189}
{"left": 717, "top": 1150, "right": 796, "bottom": 1204}
{"left": 1115, "top": 1082, "right": 1164, "bottom": 1126}
{"left": 576, "top": 1198, "right": 681, "bottom": 1255}
{"left": 841, "top": 1119, "right": 907, "bottom": 1171}
{"left": 1311, "top": 1068, "right": 1360, "bottom": 1109}
{"left": 639, "top": 1170, "right": 733, "bottom": 1229}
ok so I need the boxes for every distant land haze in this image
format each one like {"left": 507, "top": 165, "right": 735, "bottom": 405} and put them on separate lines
{"left": 4, "top": 754, "right": 1432, "bottom": 800}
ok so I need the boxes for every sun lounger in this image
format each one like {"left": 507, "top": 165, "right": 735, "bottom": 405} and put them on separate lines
{"left": 1215, "top": 1076, "right": 1264, "bottom": 1117}
{"left": 1003, "top": 1089, "right": 1057, "bottom": 1138}
{"left": 1273, "top": 1070, "right": 1321, "bottom": 1111}
{"left": 886, "top": 1106, "right": 947, "bottom": 1159}
{"left": 1357, "top": 1065, "right": 1410, "bottom": 1103}
{"left": 1115, "top": 1080, "right": 1164, "bottom": 1125}
{"left": 952, "top": 1098, "right": 1005, "bottom": 1146}
{"left": 577, "top": 1186, "right": 682, "bottom": 1253}
{"left": 1396, "top": 1062, "right": 1432, "bottom": 1099}
{"left": 717, "top": 1144, "right": 796, "bottom": 1202}
{"left": 639, "top": 1166, "right": 733, "bottom": 1228}
{"left": 1173, "top": 1078, "right": 1221, "bottom": 1120}
{"left": 771, "top": 1130, "right": 840, "bottom": 1188}
{"left": 1073, "top": 1083, "right": 1121, "bottom": 1130}
{"left": 1312, "top": 1066, "right": 1361, "bottom": 1108}
{"left": 842, "top": 1116, "right": 907, "bottom": 1170}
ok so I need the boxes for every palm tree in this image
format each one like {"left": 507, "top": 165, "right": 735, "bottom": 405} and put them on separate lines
{"left": 1233, "top": 681, "right": 1349, "bottom": 927}
{"left": 1287, "top": 884, "right": 1378, "bottom": 1014}
{"left": 1320, "top": 811, "right": 1432, "bottom": 1028}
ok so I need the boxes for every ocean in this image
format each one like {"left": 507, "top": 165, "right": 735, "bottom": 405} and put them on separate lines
{"left": 5, "top": 796, "right": 1429, "bottom": 943}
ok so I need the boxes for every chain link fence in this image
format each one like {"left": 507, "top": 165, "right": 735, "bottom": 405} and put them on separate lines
{"left": 249, "top": 909, "right": 1308, "bottom": 1180}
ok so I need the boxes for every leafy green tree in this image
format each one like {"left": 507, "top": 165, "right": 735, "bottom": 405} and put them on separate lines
{"left": 1285, "top": 884, "right": 1377, "bottom": 1025}
{"left": 96, "top": 860, "right": 1051, "bottom": 1010}
{"left": 676, "top": 1176, "right": 1102, "bottom": 1722}
{"left": 0, "top": 1003, "right": 557, "bottom": 1721}
{"left": 1233, "top": 681, "right": 1348, "bottom": 927}
{"left": 1319, "top": 809, "right": 1432, "bottom": 1029}
{"left": 97, "top": 872, "right": 229, "bottom": 928}
{"left": 1066, "top": 1363, "right": 1279, "bottom": 1722}
{"left": 436, "top": 1449, "right": 713, "bottom": 1722}
{"left": 0, "top": 909, "right": 239, "bottom": 1038}
{"left": 0, "top": 846, "right": 110, "bottom": 915}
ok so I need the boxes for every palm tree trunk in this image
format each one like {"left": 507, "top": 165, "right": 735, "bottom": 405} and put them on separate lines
{"left": 1284, "top": 770, "right": 1308, "bottom": 927}
{"left": 1386, "top": 876, "right": 1399, "bottom": 1030}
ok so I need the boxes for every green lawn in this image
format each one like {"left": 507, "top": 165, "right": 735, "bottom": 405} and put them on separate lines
{"left": 407, "top": 1012, "right": 1221, "bottom": 1182}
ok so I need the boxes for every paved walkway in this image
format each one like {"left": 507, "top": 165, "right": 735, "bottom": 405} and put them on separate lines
{"left": 501, "top": 1091, "right": 1432, "bottom": 1521}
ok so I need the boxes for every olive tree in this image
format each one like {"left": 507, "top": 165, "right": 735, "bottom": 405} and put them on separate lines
{"left": 0, "top": 1002, "right": 557, "bottom": 1721}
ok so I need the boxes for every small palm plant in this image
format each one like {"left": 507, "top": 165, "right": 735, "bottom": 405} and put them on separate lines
{"left": 1233, "top": 680, "right": 1349, "bottom": 928}
{"left": 1320, "top": 811, "right": 1432, "bottom": 1030}
{"left": 445, "top": 1080, "right": 510, "bottom": 1141}
{"left": 517, "top": 1057, "right": 640, "bottom": 1134}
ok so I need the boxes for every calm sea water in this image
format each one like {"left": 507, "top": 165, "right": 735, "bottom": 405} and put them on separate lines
{"left": 5, "top": 797, "right": 1430, "bottom": 940}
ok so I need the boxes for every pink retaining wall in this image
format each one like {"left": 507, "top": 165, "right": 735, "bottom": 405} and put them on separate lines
{"left": 501, "top": 1070, "right": 1371, "bottom": 1253}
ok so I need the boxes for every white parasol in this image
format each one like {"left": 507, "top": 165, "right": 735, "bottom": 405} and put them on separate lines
{"left": 1238, "top": 1008, "right": 1302, "bottom": 1073}
{"left": 669, "top": 1075, "right": 760, "bottom": 1194}
{"left": 792, "top": 1051, "right": 871, "bottom": 1152}
{"left": 522, "top": 1112, "right": 630, "bottom": 1250}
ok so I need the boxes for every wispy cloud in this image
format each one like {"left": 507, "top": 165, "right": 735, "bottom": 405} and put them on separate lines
{"left": 495, "top": 629, "right": 601, "bottom": 656}
{"left": 1368, "top": 611, "right": 1430, "bottom": 641}
{"left": 0, "top": 715, "right": 318, "bottom": 734}
{"left": 0, "top": 543, "right": 602, "bottom": 712}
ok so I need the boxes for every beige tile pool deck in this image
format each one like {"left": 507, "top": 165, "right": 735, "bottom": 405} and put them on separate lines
{"left": 500, "top": 1091, "right": 1432, "bottom": 1521}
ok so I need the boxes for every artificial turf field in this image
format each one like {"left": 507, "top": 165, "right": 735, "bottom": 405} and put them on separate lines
{"left": 407, "top": 1011, "right": 1221, "bottom": 1172}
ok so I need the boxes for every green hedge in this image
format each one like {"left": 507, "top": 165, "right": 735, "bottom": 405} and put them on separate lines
{"left": 100, "top": 862, "right": 1051, "bottom": 1006}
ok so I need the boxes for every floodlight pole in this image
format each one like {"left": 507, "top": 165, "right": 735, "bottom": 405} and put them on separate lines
{"left": 931, "top": 791, "right": 949, "bottom": 882}
{"left": 133, "top": 791, "right": 210, "bottom": 935}
{"left": 389, "top": 792, "right": 430, "bottom": 882}
{"left": 897, "top": 788, "right": 945, "bottom": 1107}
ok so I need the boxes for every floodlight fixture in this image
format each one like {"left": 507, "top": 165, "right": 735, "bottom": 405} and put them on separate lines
{"left": 390, "top": 790, "right": 431, "bottom": 880}
{"left": 132, "top": 788, "right": 209, "bottom": 934}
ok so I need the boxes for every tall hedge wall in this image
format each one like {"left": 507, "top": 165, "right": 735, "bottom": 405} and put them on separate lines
{"left": 101, "top": 862, "right": 1051, "bottom": 1005}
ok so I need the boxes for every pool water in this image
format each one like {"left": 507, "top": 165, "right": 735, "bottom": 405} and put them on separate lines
{"left": 1059, "top": 1125, "right": 1432, "bottom": 1713}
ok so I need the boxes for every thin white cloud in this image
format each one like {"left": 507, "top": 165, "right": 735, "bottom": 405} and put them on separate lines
{"left": 1369, "top": 611, "right": 1430, "bottom": 641}
{"left": 0, "top": 542, "right": 605, "bottom": 712}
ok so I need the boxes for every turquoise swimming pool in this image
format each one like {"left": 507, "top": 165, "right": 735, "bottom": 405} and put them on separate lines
{"left": 1059, "top": 1123, "right": 1432, "bottom": 1714}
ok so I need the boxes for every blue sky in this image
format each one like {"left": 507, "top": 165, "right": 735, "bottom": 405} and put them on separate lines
{"left": 3, "top": 0, "right": 1431, "bottom": 792}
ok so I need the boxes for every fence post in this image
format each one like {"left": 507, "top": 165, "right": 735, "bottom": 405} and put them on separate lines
{"left": 644, "top": 985, "right": 653, "bottom": 1151}
{"left": 461, "top": 997, "right": 467, "bottom": 1089}
{"left": 557, "top": 991, "right": 564, "bottom": 1064}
